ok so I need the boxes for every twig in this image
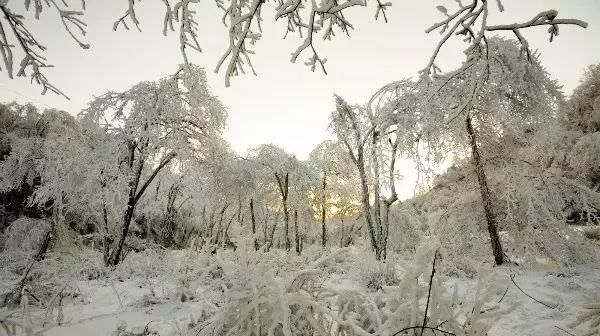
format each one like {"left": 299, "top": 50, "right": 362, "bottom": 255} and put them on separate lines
{"left": 393, "top": 326, "right": 455, "bottom": 336}
{"left": 554, "top": 325, "right": 576, "bottom": 336}
{"left": 510, "top": 274, "right": 557, "bottom": 309}
{"left": 420, "top": 249, "right": 439, "bottom": 336}
{"left": 2, "top": 260, "right": 35, "bottom": 306}
{"left": 23, "top": 288, "right": 45, "bottom": 308}
{"left": 497, "top": 286, "right": 509, "bottom": 304}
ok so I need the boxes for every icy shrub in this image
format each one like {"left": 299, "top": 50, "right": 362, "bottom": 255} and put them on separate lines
{"left": 568, "top": 132, "right": 600, "bottom": 184}
{"left": 44, "top": 248, "right": 108, "bottom": 281}
{"left": 3, "top": 217, "right": 52, "bottom": 257}
{"left": 190, "top": 239, "right": 507, "bottom": 336}
{"left": 353, "top": 252, "right": 400, "bottom": 290}
{"left": 112, "top": 320, "right": 159, "bottom": 336}
{"left": 583, "top": 226, "right": 600, "bottom": 241}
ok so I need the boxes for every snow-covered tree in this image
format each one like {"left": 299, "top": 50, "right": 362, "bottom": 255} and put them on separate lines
{"left": 246, "top": 144, "right": 313, "bottom": 253}
{"left": 564, "top": 63, "right": 600, "bottom": 133}
{"left": 380, "top": 0, "right": 587, "bottom": 265}
{"left": 80, "top": 64, "right": 226, "bottom": 265}
{"left": 307, "top": 139, "right": 360, "bottom": 247}
{"left": 419, "top": 37, "right": 564, "bottom": 265}
{"left": 332, "top": 87, "right": 418, "bottom": 260}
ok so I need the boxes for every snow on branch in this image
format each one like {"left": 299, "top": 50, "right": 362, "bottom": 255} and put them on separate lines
{"left": 2, "top": 0, "right": 389, "bottom": 94}
{"left": 0, "top": 0, "right": 88, "bottom": 99}
{"left": 421, "top": 1, "right": 587, "bottom": 77}
{"left": 111, "top": 0, "right": 392, "bottom": 87}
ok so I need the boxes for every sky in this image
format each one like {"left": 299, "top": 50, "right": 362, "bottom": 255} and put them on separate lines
{"left": 1, "top": 0, "right": 600, "bottom": 197}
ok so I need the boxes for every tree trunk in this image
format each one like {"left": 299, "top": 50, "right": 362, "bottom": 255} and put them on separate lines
{"left": 466, "top": 113, "right": 504, "bottom": 266}
{"left": 339, "top": 216, "right": 344, "bottom": 248}
{"left": 35, "top": 219, "right": 55, "bottom": 262}
{"left": 283, "top": 200, "right": 290, "bottom": 251}
{"left": 250, "top": 199, "right": 258, "bottom": 250}
{"left": 321, "top": 171, "right": 327, "bottom": 247}
{"left": 275, "top": 172, "right": 291, "bottom": 251}
{"left": 294, "top": 209, "right": 301, "bottom": 255}
{"left": 162, "top": 183, "right": 178, "bottom": 247}
{"left": 109, "top": 191, "right": 137, "bottom": 266}
{"left": 109, "top": 151, "right": 175, "bottom": 266}
{"left": 100, "top": 172, "right": 112, "bottom": 266}
{"left": 382, "top": 203, "right": 391, "bottom": 260}
{"left": 371, "top": 130, "right": 385, "bottom": 260}
{"left": 357, "top": 156, "right": 378, "bottom": 255}
{"left": 237, "top": 193, "right": 243, "bottom": 226}
{"left": 215, "top": 205, "right": 227, "bottom": 246}
{"left": 266, "top": 213, "right": 279, "bottom": 252}
{"left": 102, "top": 201, "right": 112, "bottom": 266}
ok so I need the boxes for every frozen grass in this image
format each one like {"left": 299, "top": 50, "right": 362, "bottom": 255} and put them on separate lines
{"left": 1, "top": 240, "right": 599, "bottom": 336}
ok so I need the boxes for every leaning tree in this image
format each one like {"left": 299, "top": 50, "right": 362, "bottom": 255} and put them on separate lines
{"left": 369, "top": 1, "right": 587, "bottom": 265}
{"left": 80, "top": 64, "right": 226, "bottom": 266}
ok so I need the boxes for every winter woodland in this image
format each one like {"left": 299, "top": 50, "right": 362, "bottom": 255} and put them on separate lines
{"left": 0, "top": 1, "right": 600, "bottom": 335}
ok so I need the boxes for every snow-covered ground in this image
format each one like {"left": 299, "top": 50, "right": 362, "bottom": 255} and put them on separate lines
{"left": 1, "top": 246, "right": 599, "bottom": 336}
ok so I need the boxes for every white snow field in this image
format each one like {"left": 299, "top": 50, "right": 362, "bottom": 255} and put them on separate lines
{"left": 1, "top": 243, "right": 598, "bottom": 336}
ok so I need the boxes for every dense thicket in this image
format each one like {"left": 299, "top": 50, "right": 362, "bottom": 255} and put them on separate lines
{"left": 1, "top": 62, "right": 599, "bottom": 273}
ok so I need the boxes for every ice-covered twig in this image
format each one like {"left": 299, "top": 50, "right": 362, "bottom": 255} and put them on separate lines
{"left": 422, "top": 2, "right": 587, "bottom": 77}
{"left": 0, "top": 0, "right": 88, "bottom": 98}
{"left": 510, "top": 274, "right": 557, "bottom": 309}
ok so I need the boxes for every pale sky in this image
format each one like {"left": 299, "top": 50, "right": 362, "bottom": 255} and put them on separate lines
{"left": 1, "top": 0, "right": 599, "bottom": 198}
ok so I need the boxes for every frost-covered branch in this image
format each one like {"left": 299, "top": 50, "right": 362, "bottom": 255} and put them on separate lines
{"left": 0, "top": 0, "right": 88, "bottom": 98}
{"left": 422, "top": 2, "right": 587, "bottom": 76}
{"left": 113, "top": 0, "right": 141, "bottom": 31}
{"left": 118, "top": 0, "right": 390, "bottom": 86}
{"left": 214, "top": 0, "right": 264, "bottom": 87}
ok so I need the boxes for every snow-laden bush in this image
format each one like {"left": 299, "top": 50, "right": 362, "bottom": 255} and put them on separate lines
{"left": 564, "top": 63, "right": 600, "bottom": 133}
{"left": 569, "top": 132, "right": 600, "bottom": 186}
{"left": 387, "top": 206, "right": 423, "bottom": 255}
{"left": 37, "top": 248, "right": 107, "bottom": 282}
{"left": 583, "top": 227, "right": 600, "bottom": 241}
{"left": 191, "top": 239, "right": 508, "bottom": 336}
{"left": 114, "top": 247, "right": 217, "bottom": 302}
{"left": 353, "top": 252, "right": 400, "bottom": 290}
{"left": 3, "top": 217, "right": 51, "bottom": 256}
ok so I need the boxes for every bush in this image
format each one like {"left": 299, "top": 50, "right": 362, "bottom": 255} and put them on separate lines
{"left": 583, "top": 226, "right": 600, "bottom": 241}
{"left": 190, "top": 240, "right": 509, "bottom": 336}
{"left": 353, "top": 252, "right": 400, "bottom": 290}
{"left": 3, "top": 217, "right": 52, "bottom": 256}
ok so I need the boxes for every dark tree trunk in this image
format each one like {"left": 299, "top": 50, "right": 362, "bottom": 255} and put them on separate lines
{"left": 109, "top": 189, "right": 137, "bottom": 266}
{"left": 266, "top": 213, "right": 279, "bottom": 252}
{"left": 357, "top": 158, "right": 378, "bottom": 254}
{"left": 109, "top": 151, "right": 175, "bottom": 266}
{"left": 466, "top": 113, "right": 504, "bottom": 266}
{"left": 35, "top": 220, "right": 54, "bottom": 262}
{"left": 371, "top": 130, "right": 385, "bottom": 260}
{"left": 214, "top": 204, "right": 228, "bottom": 245}
{"left": 250, "top": 199, "right": 258, "bottom": 250}
{"left": 321, "top": 171, "right": 327, "bottom": 247}
{"left": 339, "top": 216, "right": 344, "bottom": 248}
{"left": 162, "top": 183, "right": 178, "bottom": 247}
{"left": 294, "top": 209, "right": 301, "bottom": 255}
{"left": 275, "top": 172, "right": 290, "bottom": 251}
{"left": 102, "top": 200, "right": 111, "bottom": 266}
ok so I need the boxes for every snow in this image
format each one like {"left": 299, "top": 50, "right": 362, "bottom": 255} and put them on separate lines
{"left": 2, "top": 245, "right": 598, "bottom": 336}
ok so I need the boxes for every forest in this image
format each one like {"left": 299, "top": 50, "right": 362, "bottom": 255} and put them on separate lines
{"left": 0, "top": 1, "right": 599, "bottom": 336}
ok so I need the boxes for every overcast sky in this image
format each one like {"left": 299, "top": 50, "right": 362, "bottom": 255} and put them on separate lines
{"left": 1, "top": 0, "right": 599, "bottom": 198}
